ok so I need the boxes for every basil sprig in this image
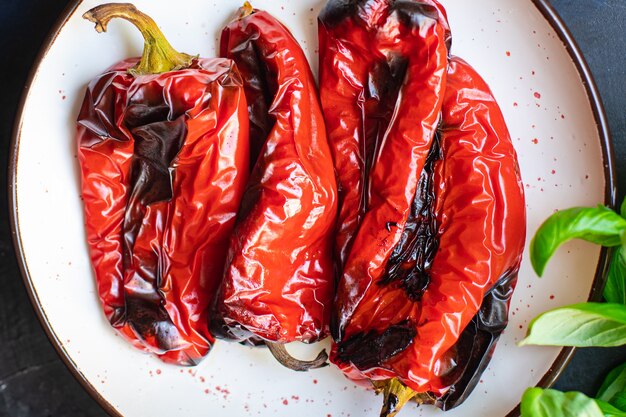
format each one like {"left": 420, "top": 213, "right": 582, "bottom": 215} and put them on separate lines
{"left": 521, "top": 362, "right": 626, "bottom": 416}
{"left": 598, "top": 363, "right": 626, "bottom": 410}
{"left": 519, "top": 303, "right": 626, "bottom": 347}
{"left": 606, "top": 248, "right": 626, "bottom": 305}
{"left": 521, "top": 388, "right": 604, "bottom": 417}
{"left": 521, "top": 198, "right": 626, "bottom": 416}
{"left": 597, "top": 399, "right": 626, "bottom": 417}
{"left": 530, "top": 205, "right": 626, "bottom": 277}
{"left": 526, "top": 198, "right": 626, "bottom": 347}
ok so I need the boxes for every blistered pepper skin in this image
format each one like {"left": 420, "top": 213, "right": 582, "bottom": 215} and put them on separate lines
{"left": 318, "top": 0, "right": 451, "bottom": 372}
{"left": 319, "top": 0, "right": 450, "bottom": 276}
{"left": 78, "top": 58, "right": 250, "bottom": 365}
{"left": 400, "top": 56, "right": 526, "bottom": 395}
{"left": 329, "top": 53, "right": 526, "bottom": 400}
{"left": 318, "top": 0, "right": 450, "bottom": 346}
{"left": 211, "top": 9, "right": 338, "bottom": 344}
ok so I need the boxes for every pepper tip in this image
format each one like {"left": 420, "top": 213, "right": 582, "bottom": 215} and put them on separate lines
{"left": 82, "top": 10, "right": 106, "bottom": 33}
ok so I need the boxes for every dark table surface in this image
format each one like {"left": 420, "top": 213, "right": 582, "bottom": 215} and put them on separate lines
{"left": 2, "top": 1, "right": 626, "bottom": 416}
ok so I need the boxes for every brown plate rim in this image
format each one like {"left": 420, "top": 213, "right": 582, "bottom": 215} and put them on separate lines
{"left": 8, "top": 1, "right": 617, "bottom": 417}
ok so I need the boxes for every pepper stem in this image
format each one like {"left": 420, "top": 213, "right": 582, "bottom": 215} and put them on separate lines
{"left": 374, "top": 378, "right": 435, "bottom": 417}
{"left": 266, "top": 342, "right": 329, "bottom": 372}
{"left": 83, "top": 3, "right": 194, "bottom": 76}
{"left": 239, "top": 2, "right": 255, "bottom": 19}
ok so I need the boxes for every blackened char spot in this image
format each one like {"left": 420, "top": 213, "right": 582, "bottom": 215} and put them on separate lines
{"left": 209, "top": 313, "right": 262, "bottom": 346}
{"left": 386, "top": 394, "right": 399, "bottom": 414}
{"left": 386, "top": 222, "right": 399, "bottom": 232}
{"left": 126, "top": 298, "right": 165, "bottom": 337}
{"left": 225, "top": 34, "right": 277, "bottom": 172}
{"left": 359, "top": 54, "right": 408, "bottom": 218}
{"left": 391, "top": 1, "right": 452, "bottom": 51}
{"left": 367, "top": 55, "right": 408, "bottom": 101}
{"left": 320, "top": 0, "right": 444, "bottom": 32}
{"left": 330, "top": 308, "right": 341, "bottom": 342}
{"left": 124, "top": 103, "right": 170, "bottom": 128}
{"left": 391, "top": 1, "right": 440, "bottom": 28}
{"left": 318, "top": 0, "right": 362, "bottom": 28}
{"left": 435, "top": 268, "right": 519, "bottom": 411}
{"left": 126, "top": 298, "right": 180, "bottom": 351}
{"left": 122, "top": 117, "right": 187, "bottom": 264}
{"left": 336, "top": 321, "right": 416, "bottom": 370}
{"left": 379, "top": 136, "right": 441, "bottom": 301}
{"left": 120, "top": 97, "right": 188, "bottom": 350}
{"left": 222, "top": 26, "right": 280, "bottom": 229}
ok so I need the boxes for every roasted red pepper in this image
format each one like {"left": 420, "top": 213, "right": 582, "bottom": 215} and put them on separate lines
{"left": 318, "top": 0, "right": 448, "bottom": 352}
{"left": 320, "top": 0, "right": 526, "bottom": 412}
{"left": 419, "top": 56, "right": 525, "bottom": 411}
{"left": 78, "top": 4, "right": 249, "bottom": 365}
{"left": 210, "top": 3, "right": 338, "bottom": 369}
{"left": 319, "top": 0, "right": 451, "bottom": 274}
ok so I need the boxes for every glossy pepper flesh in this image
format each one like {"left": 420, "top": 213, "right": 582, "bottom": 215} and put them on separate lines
{"left": 318, "top": 0, "right": 448, "bottom": 354}
{"left": 320, "top": 0, "right": 526, "bottom": 409}
{"left": 78, "top": 3, "right": 249, "bottom": 365}
{"left": 375, "top": 56, "right": 526, "bottom": 413}
{"left": 211, "top": 4, "right": 338, "bottom": 352}
{"left": 424, "top": 56, "right": 525, "bottom": 410}
{"left": 319, "top": 0, "right": 451, "bottom": 276}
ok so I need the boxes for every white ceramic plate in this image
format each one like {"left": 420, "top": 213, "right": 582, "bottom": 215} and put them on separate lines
{"left": 10, "top": 1, "right": 615, "bottom": 416}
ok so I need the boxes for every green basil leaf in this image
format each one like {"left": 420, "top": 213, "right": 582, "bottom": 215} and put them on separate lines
{"left": 521, "top": 388, "right": 604, "bottom": 417}
{"left": 519, "top": 303, "right": 626, "bottom": 347}
{"left": 597, "top": 399, "right": 626, "bottom": 416}
{"left": 605, "top": 248, "right": 626, "bottom": 305}
{"left": 620, "top": 197, "right": 626, "bottom": 219}
{"left": 598, "top": 363, "right": 626, "bottom": 403}
{"left": 612, "top": 392, "right": 626, "bottom": 411}
{"left": 530, "top": 206, "right": 626, "bottom": 276}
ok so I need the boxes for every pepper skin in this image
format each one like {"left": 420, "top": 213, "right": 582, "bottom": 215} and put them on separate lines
{"left": 427, "top": 57, "right": 526, "bottom": 409}
{"left": 319, "top": 0, "right": 451, "bottom": 276}
{"left": 330, "top": 53, "right": 526, "bottom": 411}
{"left": 318, "top": 0, "right": 448, "bottom": 358}
{"left": 318, "top": 0, "right": 451, "bottom": 362}
{"left": 211, "top": 4, "right": 338, "bottom": 348}
{"left": 78, "top": 4, "right": 249, "bottom": 365}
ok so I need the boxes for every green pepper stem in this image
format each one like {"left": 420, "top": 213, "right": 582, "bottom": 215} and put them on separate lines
{"left": 239, "top": 1, "right": 255, "bottom": 19}
{"left": 375, "top": 378, "right": 436, "bottom": 417}
{"left": 377, "top": 379, "right": 416, "bottom": 417}
{"left": 83, "top": 3, "right": 194, "bottom": 76}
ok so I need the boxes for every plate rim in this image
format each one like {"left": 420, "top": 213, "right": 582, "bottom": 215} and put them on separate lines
{"left": 7, "top": 1, "right": 617, "bottom": 417}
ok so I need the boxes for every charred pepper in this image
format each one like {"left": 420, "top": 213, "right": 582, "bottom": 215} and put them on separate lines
{"left": 78, "top": 3, "right": 249, "bottom": 365}
{"left": 319, "top": 0, "right": 451, "bottom": 274}
{"left": 210, "top": 3, "right": 338, "bottom": 370}
{"left": 319, "top": 0, "right": 526, "bottom": 413}
{"left": 375, "top": 56, "right": 526, "bottom": 414}
{"left": 423, "top": 56, "right": 526, "bottom": 411}
{"left": 318, "top": 0, "right": 449, "bottom": 359}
